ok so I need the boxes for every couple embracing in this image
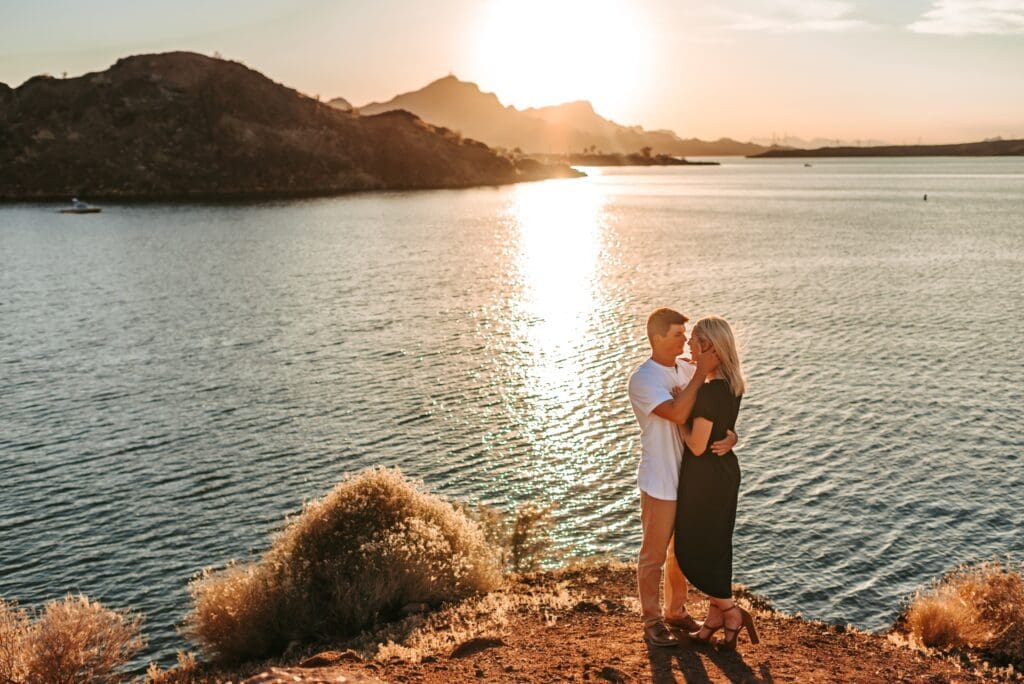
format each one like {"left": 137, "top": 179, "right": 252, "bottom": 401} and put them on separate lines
{"left": 627, "top": 308, "right": 759, "bottom": 650}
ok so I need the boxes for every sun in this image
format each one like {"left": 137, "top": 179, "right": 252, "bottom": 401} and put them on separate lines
{"left": 471, "top": 0, "right": 654, "bottom": 119}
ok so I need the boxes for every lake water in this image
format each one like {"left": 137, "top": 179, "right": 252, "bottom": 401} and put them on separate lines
{"left": 2, "top": 158, "right": 1023, "bottom": 666}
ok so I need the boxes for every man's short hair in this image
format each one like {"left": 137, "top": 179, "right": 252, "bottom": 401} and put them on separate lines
{"left": 647, "top": 308, "right": 688, "bottom": 339}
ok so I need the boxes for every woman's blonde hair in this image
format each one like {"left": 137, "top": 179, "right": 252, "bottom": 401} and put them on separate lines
{"left": 693, "top": 316, "right": 746, "bottom": 397}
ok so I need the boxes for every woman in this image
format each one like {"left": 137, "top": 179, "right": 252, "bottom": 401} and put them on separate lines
{"left": 674, "top": 316, "right": 759, "bottom": 650}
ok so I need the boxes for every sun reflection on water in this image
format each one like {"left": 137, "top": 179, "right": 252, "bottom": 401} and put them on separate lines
{"left": 512, "top": 178, "right": 606, "bottom": 361}
{"left": 505, "top": 177, "right": 612, "bottom": 498}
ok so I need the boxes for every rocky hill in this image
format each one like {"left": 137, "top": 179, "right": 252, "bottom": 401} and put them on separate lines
{"left": 326, "top": 96, "right": 352, "bottom": 112}
{"left": 0, "top": 53, "right": 579, "bottom": 201}
{"left": 357, "top": 76, "right": 766, "bottom": 156}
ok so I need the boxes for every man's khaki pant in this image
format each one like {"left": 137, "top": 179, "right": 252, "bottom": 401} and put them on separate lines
{"left": 638, "top": 491, "right": 688, "bottom": 627}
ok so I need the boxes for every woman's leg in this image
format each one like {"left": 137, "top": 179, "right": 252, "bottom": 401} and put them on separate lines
{"left": 719, "top": 596, "right": 742, "bottom": 631}
{"left": 692, "top": 601, "right": 725, "bottom": 640}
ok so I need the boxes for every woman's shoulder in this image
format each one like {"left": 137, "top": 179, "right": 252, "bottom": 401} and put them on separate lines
{"left": 705, "top": 378, "right": 730, "bottom": 392}
{"left": 703, "top": 379, "right": 737, "bottom": 401}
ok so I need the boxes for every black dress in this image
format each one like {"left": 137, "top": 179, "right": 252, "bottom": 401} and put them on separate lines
{"left": 675, "top": 379, "right": 743, "bottom": 599}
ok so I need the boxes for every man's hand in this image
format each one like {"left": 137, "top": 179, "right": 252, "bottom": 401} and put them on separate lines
{"left": 710, "top": 429, "right": 738, "bottom": 456}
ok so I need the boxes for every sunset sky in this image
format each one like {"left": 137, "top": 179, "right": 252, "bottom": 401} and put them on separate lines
{"left": 2, "top": 0, "right": 1023, "bottom": 143}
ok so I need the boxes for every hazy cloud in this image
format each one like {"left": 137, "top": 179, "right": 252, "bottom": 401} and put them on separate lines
{"left": 909, "top": 0, "right": 1024, "bottom": 34}
{"left": 723, "top": 0, "right": 870, "bottom": 32}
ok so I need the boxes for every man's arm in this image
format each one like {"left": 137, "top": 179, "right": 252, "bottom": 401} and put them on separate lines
{"left": 650, "top": 351, "right": 716, "bottom": 424}
{"left": 710, "top": 430, "right": 738, "bottom": 456}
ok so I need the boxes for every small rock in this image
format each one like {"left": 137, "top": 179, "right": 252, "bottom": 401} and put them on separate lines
{"left": 450, "top": 636, "right": 505, "bottom": 658}
{"left": 242, "top": 667, "right": 385, "bottom": 683}
{"left": 421, "top": 655, "right": 438, "bottom": 664}
{"left": 599, "top": 599, "right": 626, "bottom": 613}
{"left": 573, "top": 601, "right": 606, "bottom": 613}
{"left": 299, "top": 650, "right": 363, "bottom": 668}
{"left": 597, "top": 666, "right": 628, "bottom": 683}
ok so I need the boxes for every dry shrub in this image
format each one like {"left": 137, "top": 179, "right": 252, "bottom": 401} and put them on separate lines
{"left": 509, "top": 504, "right": 557, "bottom": 573}
{"left": 0, "top": 594, "right": 143, "bottom": 684}
{"left": 906, "top": 561, "right": 1024, "bottom": 665}
{"left": 145, "top": 651, "right": 198, "bottom": 683}
{"left": 0, "top": 599, "right": 30, "bottom": 682}
{"left": 465, "top": 502, "right": 558, "bottom": 573}
{"left": 185, "top": 467, "right": 503, "bottom": 663}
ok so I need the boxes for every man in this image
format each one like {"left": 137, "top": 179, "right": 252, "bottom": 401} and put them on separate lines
{"left": 628, "top": 308, "right": 737, "bottom": 647}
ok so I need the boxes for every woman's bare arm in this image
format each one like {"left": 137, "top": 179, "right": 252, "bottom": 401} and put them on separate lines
{"left": 680, "top": 417, "right": 714, "bottom": 456}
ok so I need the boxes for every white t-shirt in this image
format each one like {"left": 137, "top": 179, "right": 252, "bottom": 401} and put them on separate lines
{"left": 627, "top": 357, "right": 696, "bottom": 500}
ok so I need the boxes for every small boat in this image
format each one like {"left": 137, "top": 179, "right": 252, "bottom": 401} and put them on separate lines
{"left": 803, "top": 163, "right": 813, "bottom": 167}
{"left": 59, "top": 198, "right": 102, "bottom": 214}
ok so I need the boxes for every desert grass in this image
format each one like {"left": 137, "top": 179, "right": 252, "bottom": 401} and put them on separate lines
{"left": 463, "top": 502, "right": 558, "bottom": 573}
{"left": 906, "top": 560, "right": 1024, "bottom": 666}
{"left": 145, "top": 651, "right": 198, "bottom": 683}
{"left": 356, "top": 562, "right": 617, "bottom": 663}
{"left": 0, "top": 594, "right": 143, "bottom": 684}
{"left": 184, "top": 467, "right": 504, "bottom": 663}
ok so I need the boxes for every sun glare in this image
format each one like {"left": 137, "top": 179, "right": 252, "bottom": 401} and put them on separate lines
{"left": 472, "top": 0, "right": 654, "bottom": 118}
{"left": 505, "top": 176, "right": 611, "bottom": 488}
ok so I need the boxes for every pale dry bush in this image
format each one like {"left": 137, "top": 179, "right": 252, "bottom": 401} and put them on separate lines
{"left": 907, "top": 561, "right": 1024, "bottom": 665}
{"left": 0, "top": 599, "right": 29, "bottom": 682}
{"left": 0, "top": 594, "right": 143, "bottom": 684}
{"left": 464, "top": 502, "right": 558, "bottom": 573}
{"left": 508, "top": 503, "right": 557, "bottom": 573}
{"left": 185, "top": 467, "right": 503, "bottom": 663}
{"left": 145, "top": 651, "right": 198, "bottom": 683}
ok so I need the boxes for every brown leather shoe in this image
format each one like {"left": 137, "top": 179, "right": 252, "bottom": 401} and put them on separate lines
{"left": 665, "top": 613, "right": 701, "bottom": 632}
{"left": 643, "top": 622, "right": 680, "bottom": 647}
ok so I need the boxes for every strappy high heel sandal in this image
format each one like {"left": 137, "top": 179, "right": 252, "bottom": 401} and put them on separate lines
{"left": 719, "top": 603, "right": 760, "bottom": 650}
{"left": 688, "top": 608, "right": 724, "bottom": 645}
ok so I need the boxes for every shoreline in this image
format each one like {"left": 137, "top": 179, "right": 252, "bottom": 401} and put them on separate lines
{"left": 0, "top": 169, "right": 585, "bottom": 205}
{"left": 750, "top": 138, "right": 1024, "bottom": 158}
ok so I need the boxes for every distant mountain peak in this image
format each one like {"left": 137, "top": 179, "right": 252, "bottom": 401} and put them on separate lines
{"left": 553, "top": 100, "right": 596, "bottom": 114}
{"left": 358, "top": 75, "right": 768, "bottom": 156}
{"left": 421, "top": 74, "right": 484, "bottom": 94}
{"left": 327, "top": 96, "right": 352, "bottom": 112}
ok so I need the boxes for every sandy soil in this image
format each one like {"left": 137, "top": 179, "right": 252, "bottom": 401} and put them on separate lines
{"left": 235, "top": 564, "right": 1010, "bottom": 684}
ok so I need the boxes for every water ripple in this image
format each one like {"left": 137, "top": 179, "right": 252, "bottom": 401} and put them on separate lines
{"left": 1, "top": 159, "right": 1022, "bottom": 667}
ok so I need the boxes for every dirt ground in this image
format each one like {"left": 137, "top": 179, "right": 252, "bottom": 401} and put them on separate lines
{"left": 233, "top": 564, "right": 1013, "bottom": 684}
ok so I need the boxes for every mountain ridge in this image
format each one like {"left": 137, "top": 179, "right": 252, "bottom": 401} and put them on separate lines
{"left": 356, "top": 76, "right": 767, "bottom": 156}
{"left": 0, "top": 53, "right": 579, "bottom": 201}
